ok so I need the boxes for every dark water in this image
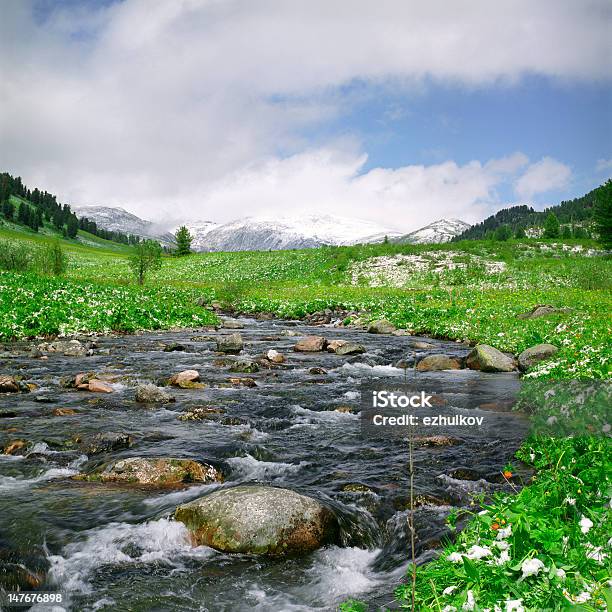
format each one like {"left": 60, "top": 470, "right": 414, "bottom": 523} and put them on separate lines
{"left": 0, "top": 319, "right": 529, "bottom": 611}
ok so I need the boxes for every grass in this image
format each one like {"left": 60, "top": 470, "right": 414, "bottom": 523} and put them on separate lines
{"left": 0, "top": 230, "right": 610, "bottom": 610}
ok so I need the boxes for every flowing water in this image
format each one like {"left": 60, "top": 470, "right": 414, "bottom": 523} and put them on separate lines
{"left": 0, "top": 319, "right": 529, "bottom": 611}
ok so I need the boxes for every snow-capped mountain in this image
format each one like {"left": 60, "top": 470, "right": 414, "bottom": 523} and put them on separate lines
{"left": 72, "top": 205, "right": 176, "bottom": 246}
{"left": 186, "top": 214, "right": 405, "bottom": 252}
{"left": 393, "top": 219, "right": 471, "bottom": 244}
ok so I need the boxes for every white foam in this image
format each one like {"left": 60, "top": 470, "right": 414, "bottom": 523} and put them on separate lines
{"left": 0, "top": 463, "right": 83, "bottom": 491}
{"left": 226, "top": 454, "right": 309, "bottom": 480}
{"left": 291, "top": 405, "right": 359, "bottom": 423}
{"left": 48, "top": 518, "right": 214, "bottom": 594}
{"left": 341, "top": 363, "right": 406, "bottom": 378}
{"left": 143, "top": 482, "right": 224, "bottom": 508}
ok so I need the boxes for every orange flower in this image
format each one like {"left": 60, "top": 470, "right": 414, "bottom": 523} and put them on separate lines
{"left": 491, "top": 522, "right": 500, "bottom": 531}
{"left": 503, "top": 470, "right": 512, "bottom": 479}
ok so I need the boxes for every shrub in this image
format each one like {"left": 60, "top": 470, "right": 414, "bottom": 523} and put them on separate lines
{"left": 0, "top": 239, "right": 33, "bottom": 271}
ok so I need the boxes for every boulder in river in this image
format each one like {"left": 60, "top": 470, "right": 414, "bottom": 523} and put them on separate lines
{"left": 74, "top": 432, "right": 134, "bottom": 455}
{"left": 294, "top": 336, "right": 327, "bottom": 352}
{"left": 517, "top": 343, "right": 558, "bottom": 371}
{"left": 466, "top": 345, "right": 516, "bottom": 373}
{"left": 87, "top": 379, "right": 114, "bottom": 393}
{"left": 135, "top": 383, "right": 176, "bottom": 404}
{"left": 221, "top": 319, "right": 244, "bottom": 329}
{"left": 409, "top": 340, "right": 436, "bottom": 350}
{"left": 217, "top": 333, "right": 244, "bottom": 354}
{"left": 178, "top": 406, "right": 225, "bottom": 421}
{"left": 229, "top": 359, "right": 260, "bottom": 374}
{"left": 79, "top": 457, "right": 222, "bottom": 486}
{"left": 366, "top": 319, "right": 396, "bottom": 334}
{"left": 229, "top": 377, "right": 257, "bottom": 387}
{"left": 3, "top": 439, "right": 28, "bottom": 455}
{"left": 174, "top": 485, "right": 338, "bottom": 555}
{"left": 266, "top": 349, "right": 285, "bottom": 363}
{"left": 169, "top": 370, "right": 205, "bottom": 389}
{"left": 327, "top": 340, "right": 366, "bottom": 356}
{"left": 0, "top": 376, "right": 19, "bottom": 393}
{"left": 44, "top": 339, "right": 89, "bottom": 357}
{"left": 416, "top": 355, "right": 463, "bottom": 372}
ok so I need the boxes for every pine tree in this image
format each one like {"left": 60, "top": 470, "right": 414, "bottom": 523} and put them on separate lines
{"left": 175, "top": 226, "right": 193, "bottom": 256}
{"left": 593, "top": 179, "right": 612, "bottom": 249}
{"left": 494, "top": 224, "right": 512, "bottom": 241}
{"left": 561, "top": 225, "right": 572, "bottom": 239}
{"left": 543, "top": 212, "right": 560, "bottom": 239}
{"left": 515, "top": 226, "right": 526, "bottom": 239}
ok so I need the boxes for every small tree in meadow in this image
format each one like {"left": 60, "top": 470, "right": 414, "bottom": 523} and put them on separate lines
{"left": 543, "top": 212, "right": 560, "bottom": 239}
{"left": 561, "top": 225, "right": 572, "bottom": 240}
{"left": 175, "top": 226, "right": 193, "bottom": 256}
{"left": 129, "top": 239, "right": 162, "bottom": 285}
{"left": 39, "top": 239, "right": 68, "bottom": 275}
{"left": 593, "top": 179, "right": 612, "bottom": 249}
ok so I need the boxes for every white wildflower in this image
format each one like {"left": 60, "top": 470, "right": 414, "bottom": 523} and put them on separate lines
{"left": 494, "top": 539, "right": 509, "bottom": 550}
{"left": 495, "top": 549, "right": 511, "bottom": 565}
{"left": 521, "top": 557, "right": 545, "bottom": 578}
{"left": 443, "top": 586, "right": 457, "bottom": 595}
{"left": 602, "top": 423, "right": 610, "bottom": 433}
{"left": 555, "top": 568, "right": 566, "bottom": 580}
{"left": 442, "top": 607, "right": 457, "bottom": 612}
{"left": 462, "top": 590, "right": 475, "bottom": 611}
{"left": 574, "top": 591, "right": 591, "bottom": 603}
{"left": 564, "top": 497, "right": 576, "bottom": 505}
{"left": 505, "top": 600, "right": 524, "bottom": 612}
{"left": 466, "top": 545, "right": 492, "bottom": 560}
{"left": 496, "top": 525, "right": 512, "bottom": 539}
{"left": 447, "top": 552, "right": 463, "bottom": 563}
{"left": 585, "top": 544, "right": 607, "bottom": 562}
{"left": 579, "top": 516, "right": 593, "bottom": 534}
{"left": 546, "top": 415, "right": 558, "bottom": 425}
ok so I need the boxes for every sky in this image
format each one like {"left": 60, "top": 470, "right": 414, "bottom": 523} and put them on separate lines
{"left": 1, "top": 0, "right": 611, "bottom": 232}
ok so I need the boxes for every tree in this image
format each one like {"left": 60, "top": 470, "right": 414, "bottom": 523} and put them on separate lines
{"left": 543, "top": 212, "right": 560, "bottom": 239}
{"left": 593, "top": 179, "right": 612, "bottom": 249}
{"left": 174, "top": 225, "right": 193, "bottom": 256}
{"left": 561, "top": 225, "right": 572, "bottom": 239}
{"left": 129, "top": 239, "right": 162, "bottom": 285}
{"left": 572, "top": 225, "right": 588, "bottom": 239}
{"left": 66, "top": 215, "right": 79, "bottom": 239}
{"left": 38, "top": 239, "right": 68, "bottom": 275}
{"left": 515, "top": 225, "right": 526, "bottom": 239}
{"left": 494, "top": 224, "right": 512, "bottom": 241}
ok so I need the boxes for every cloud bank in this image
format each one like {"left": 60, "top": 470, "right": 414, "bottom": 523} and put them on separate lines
{"left": 0, "top": 0, "right": 608, "bottom": 230}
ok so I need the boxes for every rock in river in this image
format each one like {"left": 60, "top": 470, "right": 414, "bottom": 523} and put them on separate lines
{"left": 366, "top": 319, "right": 396, "bottom": 334}
{"left": 135, "top": 383, "right": 176, "bottom": 404}
{"left": 294, "top": 336, "right": 327, "bottom": 352}
{"left": 517, "top": 343, "right": 558, "bottom": 371}
{"left": 79, "top": 457, "right": 222, "bottom": 486}
{"left": 466, "top": 344, "right": 516, "bottom": 373}
{"left": 174, "top": 485, "right": 338, "bottom": 555}
{"left": 327, "top": 340, "right": 366, "bottom": 356}
{"left": 229, "top": 359, "right": 260, "bottom": 374}
{"left": 0, "top": 376, "right": 20, "bottom": 393}
{"left": 416, "top": 354, "right": 463, "bottom": 372}
{"left": 217, "top": 333, "right": 244, "bottom": 354}
{"left": 169, "top": 370, "right": 204, "bottom": 389}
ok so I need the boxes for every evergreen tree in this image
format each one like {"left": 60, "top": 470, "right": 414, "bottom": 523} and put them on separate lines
{"left": 572, "top": 225, "right": 588, "bottom": 239}
{"left": 515, "top": 225, "right": 526, "bottom": 239}
{"left": 175, "top": 225, "right": 193, "bottom": 256}
{"left": 66, "top": 215, "right": 79, "bottom": 239}
{"left": 593, "top": 179, "right": 612, "bottom": 249}
{"left": 543, "top": 212, "right": 560, "bottom": 239}
{"left": 561, "top": 225, "right": 572, "bottom": 239}
{"left": 494, "top": 224, "right": 512, "bottom": 241}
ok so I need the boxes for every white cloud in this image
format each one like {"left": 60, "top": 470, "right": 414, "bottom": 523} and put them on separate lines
{"left": 0, "top": 0, "right": 607, "bottom": 223}
{"left": 596, "top": 158, "right": 612, "bottom": 172}
{"left": 514, "top": 157, "right": 572, "bottom": 199}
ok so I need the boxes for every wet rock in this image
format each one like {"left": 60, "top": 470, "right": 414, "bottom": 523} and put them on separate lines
{"left": 280, "top": 329, "right": 300, "bottom": 337}
{"left": 229, "top": 359, "right": 260, "bottom": 374}
{"left": 366, "top": 319, "right": 396, "bottom": 334}
{"left": 342, "top": 483, "right": 372, "bottom": 493}
{"left": 0, "top": 410, "right": 18, "bottom": 418}
{"left": 175, "top": 485, "right": 338, "bottom": 555}
{"left": 409, "top": 340, "right": 436, "bottom": 349}
{"left": 76, "top": 432, "right": 134, "bottom": 454}
{"left": 518, "top": 343, "right": 558, "bottom": 371}
{"left": 294, "top": 336, "right": 327, "bottom": 352}
{"left": 0, "top": 376, "right": 19, "bottom": 393}
{"left": 394, "top": 358, "right": 414, "bottom": 369}
{"left": 266, "top": 349, "right": 285, "bottom": 363}
{"left": 517, "top": 305, "right": 573, "bottom": 319}
{"left": 46, "top": 339, "right": 89, "bottom": 357}
{"left": 3, "top": 440, "right": 28, "bottom": 455}
{"left": 334, "top": 406, "right": 354, "bottom": 414}
{"left": 52, "top": 408, "right": 77, "bottom": 416}
{"left": 229, "top": 377, "right": 257, "bottom": 387}
{"left": 217, "top": 333, "right": 244, "bottom": 354}
{"left": 179, "top": 407, "right": 225, "bottom": 421}
{"left": 87, "top": 379, "right": 114, "bottom": 393}
{"left": 34, "top": 395, "right": 54, "bottom": 403}
{"left": 466, "top": 345, "right": 516, "bottom": 373}
{"left": 449, "top": 468, "right": 481, "bottom": 481}
{"left": 221, "top": 416, "right": 248, "bottom": 426}
{"left": 163, "top": 342, "right": 186, "bottom": 352}
{"left": 135, "top": 383, "right": 176, "bottom": 404}
{"left": 169, "top": 370, "right": 205, "bottom": 389}
{"left": 327, "top": 340, "right": 366, "bottom": 356}
{"left": 416, "top": 355, "right": 463, "bottom": 372}
{"left": 308, "top": 367, "right": 327, "bottom": 375}
{"left": 79, "top": 457, "right": 222, "bottom": 486}
{"left": 415, "top": 435, "right": 460, "bottom": 447}
{"left": 221, "top": 318, "right": 244, "bottom": 329}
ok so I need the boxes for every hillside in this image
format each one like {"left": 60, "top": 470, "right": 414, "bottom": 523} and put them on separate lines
{"left": 454, "top": 183, "right": 606, "bottom": 240}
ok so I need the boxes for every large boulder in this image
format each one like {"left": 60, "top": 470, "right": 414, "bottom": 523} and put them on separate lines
{"left": 416, "top": 355, "right": 463, "bottom": 372}
{"left": 221, "top": 319, "right": 244, "bottom": 329}
{"left": 294, "top": 336, "right": 327, "bottom": 352}
{"left": 229, "top": 359, "right": 259, "bottom": 374}
{"left": 168, "top": 370, "right": 204, "bottom": 389}
{"left": 518, "top": 343, "right": 558, "bottom": 371}
{"left": 79, "top": 457, "right": 222, "bottom": 486}
{"left": 87, "top": 380, "right": 114, "bottom": 393}
{"left": 466, "top": 345, "right": 516, "bottom": 372}
{"left": 174, "top": 485, "right": 338, "bottom": 555}
{"left": 366, "top": 320, "right": 396, "bottom": 334}
{"left": 0, "top": 376, "right": 19, "bottom": 393}
{"left": 266, "top": 349, "right": 285, "bottom": 363}
{"left": 217, "top": 333, "right": 244, "bottom": 354}
{"left": 46, "top": 340, "right": 89, "bottom": 357}
{"left": 135, "top": 383, "right": 175, "bottom": 404}
{"left": 327, "top": 340, "right": 366, "bottom": 356}
{"left": 75, "top": 432, "right": 134, "bottom": 455}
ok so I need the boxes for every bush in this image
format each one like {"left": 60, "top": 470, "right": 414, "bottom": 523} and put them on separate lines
{"left": 37, "top": 239, "right": 68, "bottom": 276}
{"left": 0, "top": 239, "right": 34, "bottom": 271}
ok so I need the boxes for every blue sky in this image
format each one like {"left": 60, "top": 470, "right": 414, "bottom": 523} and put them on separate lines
{"left": 2, "top": 0, "right": 611, "bottom": 230}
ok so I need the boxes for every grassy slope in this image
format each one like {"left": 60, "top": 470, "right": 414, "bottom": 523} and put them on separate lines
{"left": 0, "top": 232, "right": 610, "bottom": 610}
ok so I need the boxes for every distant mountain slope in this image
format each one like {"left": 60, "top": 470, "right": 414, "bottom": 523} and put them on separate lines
{"left": 454, "top": 183, "right": 605, "bottom": 241}
{"left": 392, "top": 219, "right": 471, "bottom": 244}
{"left": 73, "top": 205, "right": 175, "bottom": 246}
{"left": 186, "top": 214, "right": 404, "bottom": 252}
